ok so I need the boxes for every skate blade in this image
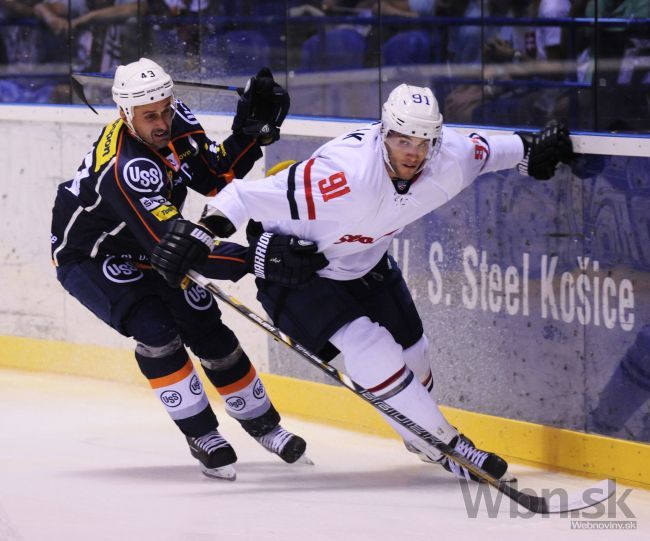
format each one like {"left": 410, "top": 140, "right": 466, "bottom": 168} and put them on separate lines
{"left": 499, "top": 470, "right": 517, "bottom": 484}
{"left": 295, "top": 453, "right": 314, "bottom": 465}
{"left": 200, "top": 464, "right": 237, "bottom": 481}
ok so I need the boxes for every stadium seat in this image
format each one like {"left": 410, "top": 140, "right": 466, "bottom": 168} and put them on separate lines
{"left": 148, "top": 27, "right": 184, "bottom": 56}
{"left": 207, "top": 30, "right": 272, "bottom": 74}
{"left": 0, "top": 80, "right": 25, "bottom": 103}
{"left": 382, "top": 30, "right": 435, "bottom": 66}
{"left": 299, "top": 28, "right": 366, "bottom": 71}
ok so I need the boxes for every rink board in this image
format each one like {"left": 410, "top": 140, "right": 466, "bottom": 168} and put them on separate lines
{"left": 2, "top": 334, "right": 648, "bottom": 488}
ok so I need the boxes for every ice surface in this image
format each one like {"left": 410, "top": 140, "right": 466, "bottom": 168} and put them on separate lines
{"left": 1, "top": 369, "right": 648, "bottom": 541}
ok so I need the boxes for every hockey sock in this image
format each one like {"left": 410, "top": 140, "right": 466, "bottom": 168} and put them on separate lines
{"left": 135, "top": 337, "right": 218, "bottom": 438}
{"left": 383, "top": 377, "right": 457, "bottom": 460}
{"left": 402, "top": 335, "right": 434, "bottom": 394}
{"left": 201, "top": 350, "right": 280, "bottom": 437}
{"left": 331, "top": 317, "right": 456, "bottom": 459}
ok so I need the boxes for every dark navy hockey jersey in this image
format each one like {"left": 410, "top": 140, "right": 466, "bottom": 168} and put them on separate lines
{"left": 51, "top": 99, "right": 261, "bottom": 281}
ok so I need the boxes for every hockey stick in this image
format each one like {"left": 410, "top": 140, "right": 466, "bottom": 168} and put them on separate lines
{"left": 70, "top": 73, "right": 243, "bottom": 114}
{"left": 186, "top": 270, "right": 614, "bottom": 514}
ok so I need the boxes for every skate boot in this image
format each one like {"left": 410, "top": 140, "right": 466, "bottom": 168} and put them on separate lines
{"left": 254, "top": 425, "right": 312, "bottom": 464}
{"left": 186, "top": 429, "right": 238, "bottom": 481}
{"left": 440, "top": 434, "right": 513, "bottom": 483}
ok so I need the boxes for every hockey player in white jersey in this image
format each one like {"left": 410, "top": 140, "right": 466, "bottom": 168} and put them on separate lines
{"left": 151, "top": 84, "right": 573, "bottom": 482}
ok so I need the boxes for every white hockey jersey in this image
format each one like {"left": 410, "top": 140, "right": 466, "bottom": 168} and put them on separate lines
{"left": 207, "top": 123, "right": 524, "bottom": 280}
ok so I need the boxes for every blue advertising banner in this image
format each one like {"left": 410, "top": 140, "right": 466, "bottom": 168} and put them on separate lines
{"left": 392, "top": 154, "right": 649, "bottom": 444}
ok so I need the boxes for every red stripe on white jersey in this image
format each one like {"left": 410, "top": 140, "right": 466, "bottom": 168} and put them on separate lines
{"left": 303, "top": 157, "right": 316, "bottom": 220}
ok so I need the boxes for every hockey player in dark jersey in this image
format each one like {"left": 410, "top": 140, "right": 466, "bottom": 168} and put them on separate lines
{"left": 50, "top": 58, "right": 328, "bottom": 480}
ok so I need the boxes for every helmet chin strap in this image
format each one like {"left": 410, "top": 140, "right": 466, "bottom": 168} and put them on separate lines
{"left": 119, "top": 106, "right": 147, "bottom": 145}
{"left": 121, "top": 107, "right": 137, "bottom": 135}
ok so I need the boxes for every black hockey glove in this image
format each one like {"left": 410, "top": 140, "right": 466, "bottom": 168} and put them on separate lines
{"left": 516, "top": 120, "right": 573, "bottom": 180}
{"left": 232, "top": 67, "right": 290, "bottom": 146}
{"left": 150, "top": 220, "right": 214, "bottom": 288}
{"left": 245, "top": 221, "right": 328, "bottom": 287}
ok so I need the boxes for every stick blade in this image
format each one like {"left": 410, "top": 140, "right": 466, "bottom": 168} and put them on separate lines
{"left": 502, "top": 478, "right": 615, "bottom": 514}
{"left": 70, "top": 74, "right": 99, "bottom": 114}
{"left": 546, "top": 478, "right": 615, "bottom": 514}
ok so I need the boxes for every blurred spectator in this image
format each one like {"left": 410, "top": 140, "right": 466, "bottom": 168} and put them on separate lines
{"left": 289, "top": 2, "right": 326, "bottom": 17}
{"left": 483, "top": 0, "right": 571, "bottom": 65}
{"left": 437, "top": 0, "right": 482, "bottom": 64}
{"left": 360, "top": 1, "right": 420, "bottom": 17}
{"left": 33, "top": 0, "right": 87, "bottom": 70}
{"left": 439, "top": 0, "right": 487, "bottom": 123}
{"left": 291, "top": 1, "right": 376, "bottom": 70}
{"left": 406, "top": 0, "right": 436, "bottom": 15}
{"left": 35, "top": 0, "right": 139, "bottom": 72}
{"left": 0, "top": 0, "right": 43, "bottom": 64}
{"left": 446, "top": 0, "right": 572, "bottom": 126}
{"left": 146, "top": 0, "right": 211, "bottom": 70}
{"left": 0, "top": 0, "right": 62, "bottom": 102}
{"left": 71, "top": 0, "right": 140, "bottom": 72}
{"left": 569, "top": 0, "right": 650, "bottom": 131}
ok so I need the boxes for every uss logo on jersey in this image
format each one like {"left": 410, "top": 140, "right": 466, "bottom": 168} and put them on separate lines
{"left": 183, "top": 283, "right": 213, "bottom": 311}
{"left": 94, "top": 119, "right": 122, "bottom": 172}
{"left": 102, "top": 256, "right": 143, "bottom": 283}
{"left": 122, "top": 158, "right": 164, "bottom": 192}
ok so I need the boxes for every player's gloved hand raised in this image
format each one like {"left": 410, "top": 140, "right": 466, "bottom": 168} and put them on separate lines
{"left": 516, "top": 120, "right": 573, "bottom": 180}
{"left": 150, "top": 219, "right": 214, "bottom": 288}
{"left": 245, "top": 221, "right": 328, "bottom": 287}
{"left": 232, "top": 67, "right": 290, "bottom": 146}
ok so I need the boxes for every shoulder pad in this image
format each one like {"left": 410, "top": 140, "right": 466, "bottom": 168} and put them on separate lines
{"left": 173, "top": 99, "right": 202, "bottom": 129}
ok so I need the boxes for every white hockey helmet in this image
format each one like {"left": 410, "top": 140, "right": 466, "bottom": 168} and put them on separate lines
{"left": 381, "top": 84, "right": 443, "bottom": 175}
{"left": 112, "top": 58, "right": 174, "bottom": 127}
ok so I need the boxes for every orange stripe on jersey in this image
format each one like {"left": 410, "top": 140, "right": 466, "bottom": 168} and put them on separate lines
{"left": 170, "top": 129, "right": 204, "bottom": 145}
{"left": 199, "top": 138, "right": 256, "bottom": 188}
{"left": 207, "top": 254, "right": 246, "bottom": 264}
{"left": 230, "top": 138, "right": 257, "bottom": 171}
{"left": 113, "top": 132, "right": 161, "bottom": 242}
{"left": 216, "top": 365, "right": 257, "bottom": 395}
{"left": 303, "top": 157, "right": 316, "bottom": 219}
{"left": 148, "top": 359, "right": 193, "bottom": 389}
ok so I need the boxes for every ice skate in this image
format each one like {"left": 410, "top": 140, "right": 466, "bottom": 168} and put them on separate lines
{"left": 255, "top": 425, "right": 313, "bottom": 464}
{"left": 186, "top": 429, "right": 238, "bottom": 481}
{"left": 439, "top": 434, "right": 515, "bottom": 483}
{"left": 405, "top": 435, "right": 515, "bottom": 483}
